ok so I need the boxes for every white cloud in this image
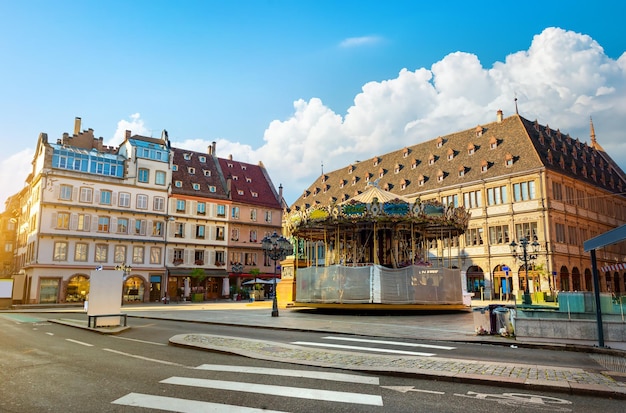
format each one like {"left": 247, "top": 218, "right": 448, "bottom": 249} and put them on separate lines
{"left": 0, "top": 148, "right": 34, "bottom": 207}
{"left": 339, "top": 35, "right": 382, "bottom": 48}
{"left": 109, "top": 113, "right": 150, "bottom": 146}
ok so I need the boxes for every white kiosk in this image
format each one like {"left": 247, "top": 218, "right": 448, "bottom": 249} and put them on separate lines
{"left": 86, "top": 269, "right": 127, "bottom": 328}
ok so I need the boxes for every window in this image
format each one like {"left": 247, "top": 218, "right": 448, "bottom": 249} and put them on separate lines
{"left": 175, "top": 181, "right": 182, "bottom": 187}
{"left": 555, "top": 223, "right": 566, "bottom": 243}
{"left": 53, "top": 241, "right": 68, "bottom": 261}
{"left": 196, "top": 225, "right": 205, "bottom": 239}
{"left": 217, "top": 204, "right": 226, "bottom": 218}
{"left": 60, "top": 185, "right": 72, "bottom": 200}
{"left": 192, "top": 183, "right": 200, "bottom": 190}
{"left": 188, "top": 167, "right": 195, "bottom": 174}
{"left": 216, "top": 226, "right": 225, "bottom": 241}
{"left": 265, "top": 211, "right": 272, "bottom": 223}
{"left": 199, "top": 156, "right": 206, "bottom": 163}
{"left": 203, "top": 170, "right": 211, "bottom": 176}
{"left": 173, "top": 249, "right": 184, "bottom": 263}
{"left": 98, "top": 216, "right": 110, "bottom": 232}
{"left": 95, "top": 244, "right": 108, "bottom": 262}
{"left": 250, "top": 209, "right": 257, "bottom": 221}
{"left": 172, "top": 164, "right": 178, "bottom": 171}
{"left": 150, "top": 247, "right": 161, "bottom": 264}
{"left": 565, "top": 186, "right": 575, "bottom": 205}
{"left": 117, "top": 218, "right": 128, "bottom": 234}
{"left": 488, "top": 225, "right": 510, "bottom": 244}
{"left": 463, "top": 190, "right": 482, "bottom": 208}
{"left": 183, "top": 153, "right": 191, "bottom": 160}
{"left": 135, "top": 219, "right": 146, "bottom": 235}
{"left": 513, "top": 181, "right": 536, "bottom": 202}
{"left": 245, "top": 252, "right": 257, "bottom": 266}
{"left": 153, "top": 196, "right": 165, "bottom": 211}
{"left": 194, "top": 250, "right": 204, "bottom": 265}
{"left": 136, "top": 194, "right": 148, "bottom": 209}
{"left": 552, "top": 182, "right": 563, "bottom": 201}
{"left": 441, "top": 195, "right": 458, "bottom": 207}
{"left": 153, "top": 221, "right": 163, "bottom": 236}
{"left": 77, "top": 214, "right": 90, "bottom": 231}
{"left": 100, "top": 190, "right": 112, "bottom": 205}
{"left": 175, "top": 222, "right": 185, "bottom": 238}
{"left": 132, "top": 246, "right": 144, "bottom": 264}
{"left": 114, "top": 245, "right": 126, "bottom": 263}
{"left": 231, "top": 228, "right": 239, "bottom": 241}
{"left": 119, "top": 192, "right": 131, "bottom": 207}
{"left": 568, "top": 226, "right": 578, "bottom": 245}
{"left": 514, "top": 222, "right": 538, "bottom": 241}
{"left": 155, "top": 170, "right": 166, "bottom": 186}
{"left": 465, "top": 228, "right": 484, "bottom": 246}
{"left": 215, "top": 251, "right": 225, "bottom": 265}
{"left": 138, "top": 168, "right": 149, "bottom": 183}
{"left": 79, "top": 187, "right": 93, "bottom": 203}
{"left": 232, "top": 206, "right": 240, "bottom": 219}
{"left": 487, "top": 186, "right": 507, "bottom": 205}
{"left": 57, "top": 212, "right": 70, "bottom": 229}
{"left": 197, "top": 202, "right": 206, "bottom": 215}
{"left": 250, "top": 229, "right": 257, "bottom": 242}
{"left": 576, "top": 189, "right": 586, "bottom": 209}
{"left": 209, "top": 185, "right": 216, "bottom": 192}
{"left": 176, "top": 199, "right": 186, "bottom": 212}
{"left": 74, "top": 243, "right": 88, "bottom": 261}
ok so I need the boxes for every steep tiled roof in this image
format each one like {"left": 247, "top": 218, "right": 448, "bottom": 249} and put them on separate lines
{"left": 291, "top": 113, "right": 626, "bottom": 210}
{"left": 218, "top": 158, "right": 282, "bottom": 209}
{"left": 171, "top": 147, "right": 229, "bottom": 199}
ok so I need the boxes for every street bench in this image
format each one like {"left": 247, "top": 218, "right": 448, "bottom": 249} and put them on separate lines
{"left": 87, "top": 313, "right": 128, "bottom": 328}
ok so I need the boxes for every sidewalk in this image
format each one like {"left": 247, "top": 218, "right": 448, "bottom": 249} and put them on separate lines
{"left": 11, "top": 300, "right": 626, "bottom": 399}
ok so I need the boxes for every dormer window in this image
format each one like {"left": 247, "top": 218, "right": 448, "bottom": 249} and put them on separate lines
{"left": 251, "top": 191, "right": 258, "bottom": 197}
{"left": 571, "top": 160, "right": 577, "bottom": 174}
{"left": 582, "top": 165, "right": 588, "bottom": 177}
{"left": 172, "top": 165, "right": 178, "bottom": 171}
{"left": 504, "top": 153, "right": 513, "bottom": 167}
{"left": 199, "top": 156, "right": 206, "bottom": 163}
{"left": 403, "top": 148, "right": 409, "bottom": 158}
{"left": 203, "top": 170, "right": 211, "bottom": 176}
{"left": 545, "top": 125, "right": 551, "bottom": 137}
{"left": 232, "top": 175, "right": 238, "bottom": 181}
{"left": 383, "top": 183, "right": 391, "bottom": 191}
{"left": 379, "top": 167, "right": 384, "bottom": 178}
{"left": 481, "top": 160, "right": 488, "bottom": 173}
{"left": 411, "top": 159, "right": 418, "bottom": 169}
{"left": 188, "top": 167, "right": 195, "bottom": 174}
{"left": 489, "top": 137, "right": 497, "bottom": 149}
{"left": 208, "top": 185, "right": 216, "bottom": 192}
{"left": 175, "top": 181, "right": 182, "bottom": 187}
{"left": 352, "top": 177, "right": 357, "bottom": 185}
{"left": 475, "top": 126, "right": 483, "bottom": 137}
{"left": 401, "top": 179, "right": 408, "bottom": 190}
{"left": 246, "top": 177, "right": 252, "bottom": 183}
{"left": 348, "top": 165, "right": 354, "bottom": 174}
{"left": 436, "top": 137, "right": 443, "bottom": 148}
{"left": 458, "top": 166, "right": 466, "bottom": 177}
{"left": 237, "top": 189, "right": 244, "bottom": 195}
{"left": 428, "top": 154, "right": 435, "bottom": 165}
{"left": 447, "top": 148, "right": 454, "bottom": 160}
{"left": 437, "top": 170, "right": 444, "bottom": 182}
{"left": 394, "top": 164, "right": 400, "bottom": 174}
{"left": 321, "top": 175, "right": 327, "bottom": 183}
{"left": 227, "top": 163, "right": 233, "bottom": 168}
{"left": 418, "top": 175, "right": 425, "bottom": 186}
{"left": 241, "top": 165, "right": 247, "bottom": 170}
{"left": 339, "top": 180, "right": 345, "bottom": 188}
{"left": 538, "top": 133, "right": 545, "bottom": 145}
{"left": 373, "top": 157, "right": 380, "bottom": 166}
{"left": 468, "top": 144, "right": 475, "bottom": 155}
{"left": 192, "top": 183, "right": 200, "bottom": 190}
{"left": 183, "top": 153, "right": 191, "bottom": 160}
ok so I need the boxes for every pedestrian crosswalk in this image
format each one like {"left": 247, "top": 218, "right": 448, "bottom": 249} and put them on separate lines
{"left": 111, "top": 364, "right": 384, "bottom": 412}
{"left": 290, "top": 335, "right": 456, "bottom": 357}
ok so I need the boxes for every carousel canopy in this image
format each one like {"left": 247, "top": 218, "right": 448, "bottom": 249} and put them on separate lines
{"left": 285, "top": 183, "right": 471, "bottom": 240}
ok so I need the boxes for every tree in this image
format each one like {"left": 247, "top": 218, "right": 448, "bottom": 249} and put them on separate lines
{"left": 190, "top": 268, "right": 207, "bottom": 297}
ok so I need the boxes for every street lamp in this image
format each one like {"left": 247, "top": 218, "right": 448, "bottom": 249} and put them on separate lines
{"left": 510, "top": 237, "right": 540, "bottom": 305}
{"left": 115, "top": 264, "right": 132, "bottom": 280}
{"left": 261, "top": 231, "right": 292, "bottom": 317}
{"left": 231, "top": 262, "right": 243, "bottom": 300}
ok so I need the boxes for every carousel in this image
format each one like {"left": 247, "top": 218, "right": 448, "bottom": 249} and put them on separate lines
{"left": 284, "top": 183, "right": 471, "bottom": 310}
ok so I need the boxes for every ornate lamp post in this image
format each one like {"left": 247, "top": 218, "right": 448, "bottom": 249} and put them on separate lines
{"left": 510, "top": 237, "right": 540, "bottom": 305}
{"left": 115, "top": 264, "right": 132, "bottom": 280}
{"left": 261, "top": 231, "right": 292, "bottom": 317}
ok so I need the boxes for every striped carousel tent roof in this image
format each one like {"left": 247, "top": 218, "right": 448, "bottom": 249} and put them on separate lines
{"left": 343, "top": 183, "right": 410, "bottom": 204}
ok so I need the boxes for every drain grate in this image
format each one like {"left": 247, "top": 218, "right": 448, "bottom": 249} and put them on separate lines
{"left": 590, "top": 354, "right": 626, "bottom": 373}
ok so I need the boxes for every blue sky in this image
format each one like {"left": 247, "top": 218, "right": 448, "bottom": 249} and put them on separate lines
{"left": 1, "top": 0, "right": 625, "bottom": 207}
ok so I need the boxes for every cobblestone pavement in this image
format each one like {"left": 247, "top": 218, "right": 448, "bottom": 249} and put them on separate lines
{"left": 169, "top": 332, "right": 626, "bottom": 398}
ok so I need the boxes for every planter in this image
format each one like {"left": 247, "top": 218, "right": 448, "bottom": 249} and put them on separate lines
{"left": 191, "top": 293, "right": 204, "bottom": 302}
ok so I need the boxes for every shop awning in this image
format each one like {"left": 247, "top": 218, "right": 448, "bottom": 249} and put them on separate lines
{"left": 167, "top": 268, "right": 228, "bottom": 278}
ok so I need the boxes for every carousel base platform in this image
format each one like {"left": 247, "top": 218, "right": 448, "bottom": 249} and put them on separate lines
{"left": 290, "top": 302, "right": 471, "bottom": 312}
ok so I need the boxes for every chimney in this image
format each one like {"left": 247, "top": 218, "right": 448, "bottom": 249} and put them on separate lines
{"left": 279, "top": 184, "right": 283, "bottom": 200}
{"left": 228, "top": 154, "right": 233, "bottom": 160}
{"left": 497, "top": 110, "right": 503, "bottom": 123}
{"left": 125, "top": 130, "right": 131, "bottom": 139}
{"left": 74, "top": 117, "right": 81, "bottom": 135}
{"left": 207, "top": 145, "right": 213, "bottom": 155}
{"left": 212, "top": 141, "right": 216, "bottom": 155}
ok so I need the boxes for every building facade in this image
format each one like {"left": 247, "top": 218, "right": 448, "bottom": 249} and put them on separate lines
{"left": 290, "top": 112, "right": 626, "bottom": 301}
{"left": 5, "top": 119, "right": 284, "bottom": 304}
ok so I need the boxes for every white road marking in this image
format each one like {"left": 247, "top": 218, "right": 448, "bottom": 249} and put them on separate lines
{"left": 112, "top": 392, "right": 287, "bottom": 412}
{"left": 46, "top": 332, "right": 54, "bottom": 336}
{"left": 291, "top": 341, "right": 435, "bottom": 356}
{"left": 195, "top": 364, "right": 379, "bottom": 385}
{"left": 103, "top": 348, "right": 185, "bottom": 366}
{"left": 382, "top": 385, "right": 445, "bottom": 394}
{"left": 110, "top": 336, "right": 167, "bottom": 346}
{"left": 324, "top": 336, "right": 456, "bottom": 350}
{"left": 161, "top": 377, "right": 384, "bottom": 406}
{"left": 65, "top": 338, "right": 93, "bottom": 347}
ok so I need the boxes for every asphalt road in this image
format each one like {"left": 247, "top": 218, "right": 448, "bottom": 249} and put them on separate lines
{"left": 1, "top": 314, "right": 624, "bottom": 412}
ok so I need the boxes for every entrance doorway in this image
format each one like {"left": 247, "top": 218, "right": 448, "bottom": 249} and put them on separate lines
{"left": 149, "top": 275, "right": 161, "bottom": 302}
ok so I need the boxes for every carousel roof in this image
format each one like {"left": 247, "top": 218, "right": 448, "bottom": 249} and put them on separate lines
{"left": 345, "top": 183, "right": 410, "bottom": 204}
